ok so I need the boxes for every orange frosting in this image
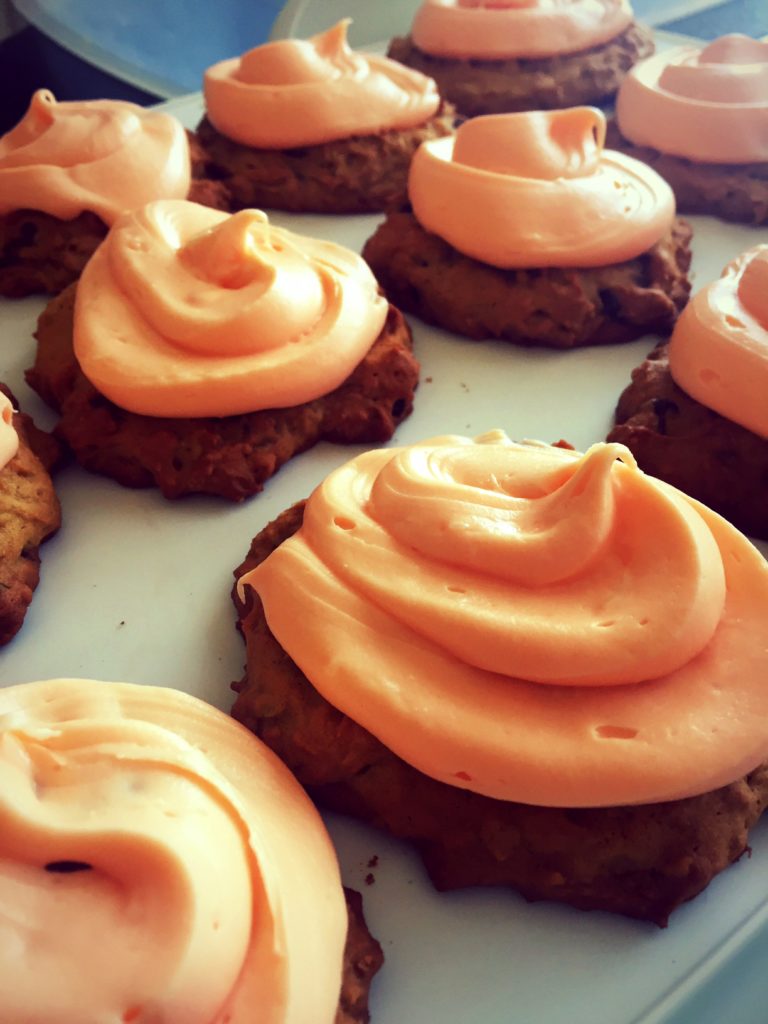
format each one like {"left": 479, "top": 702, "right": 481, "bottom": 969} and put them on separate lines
{"left": 0, "top": 90, "right": 190, "bottom": 223}
{"left": 616, "top": 34, "right": 768, "bottom": 164}
{"left": 669, "top": 245, "right": 768, "bottom": 439}
{"left": 0, "top": 393, "right": 19, "bottom": 470}
{"left": 204, "top": 20, "right": 440, "bottom": 148}
{"left": 241, "top": 433, "right": 768, "bottom": 808}
{"left": 411, "top": 0, "right": 633, "bottom": 59}
{"left": 0, "top": 679, "right": 346, "bottom": 1024}
{"left": 73, "top": 199, "right": 388, "bottom": 418}
{"left": 408, "top": 108, "right": 674, "bottom": 268}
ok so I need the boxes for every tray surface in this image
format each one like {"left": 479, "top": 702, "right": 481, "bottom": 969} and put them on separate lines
{"left": 1, "top": 92, "right": 767, "bottom": 1024}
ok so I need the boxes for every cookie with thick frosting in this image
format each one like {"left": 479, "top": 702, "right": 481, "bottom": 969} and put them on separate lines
{"left": 609, "top": 245, "right": 768, "bottom": 538}
{"left": 232, "top": 434, "right": 768, "bottom": 924}
{"left": 388, "top": 0, "right": 653, "bottom": 117}
{"left": 609, "top": 35, "right": 768, "bottom": 224}
{"left": 363, "top": 108, "right": 692, "bottom": 348}
{"left": 0, "top": 91, "right": 226, "bottom": 297}
{"left": 27, "top": 200, "right": 418, "bottom": 500}
{"left": 195, "top": 21, "right": 456, "bottom": 214}
{"left": 0, "top": 678, "right": 383, "bottom": 1022}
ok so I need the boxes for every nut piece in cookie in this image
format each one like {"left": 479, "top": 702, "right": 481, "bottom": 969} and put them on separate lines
{"left": 0, "top": 387, "right": 60, "bottom": 645}
{"left": 27, "top": 201, "right": 418, "bottom": 501}
{"left": 195, "top": 21, "right": 455, "bottom": 214}
{"left": 609, "top": 245, "right": 768, "bottom": 539}
{"left": 363, "top": 109, "right": 691, "bottom": 348}
{"left": 388, "top": 0, "right": 653, "bottom": 117}
{"left": 232, "top": 434, "right": 768, "bottom": 925}
{"left": 609, "top": 35, "right": 768, "bottom": 225}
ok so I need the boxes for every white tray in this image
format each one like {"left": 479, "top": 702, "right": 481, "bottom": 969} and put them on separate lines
{"left": 1, "top": 95, "right": 767, "bottom": 1024}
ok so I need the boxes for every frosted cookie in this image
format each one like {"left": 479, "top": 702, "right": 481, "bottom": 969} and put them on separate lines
{"left": 363, "top": 108, "right": 692, "bottom": 348}
{"left": 196, "top": 21, "right": 456, "bottom": 214}
{"left": 27, "top": 200, "right": 418, "bottom": 501}
{"left": 388, "top": 0, "right": 653, "bottom": 117}
{"left": 608, "top": 35, "right": 768, "bottom": 224}
{"left": 232, "top": 433, "right": 768, "bottom": 925}
{"left": 609, "top": 245, "right": 768, "bottom": 539}
{"left": 0, "top": 90, "right": 227, "bottom": 298}
{"left": 0, "top": 387, "right": 60, "bottom": 645}
{"left": 0, "top": 678, "right": 382, "bottom": 1022}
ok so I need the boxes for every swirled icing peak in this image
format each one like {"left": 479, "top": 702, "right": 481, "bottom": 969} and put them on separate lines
{"left": 408, "top": 108, "right": 674, "bottom": 267}
{"left": 204, "top": 20, "right": 440, "bottom": 148}
{"left": 616, "top": 34, "right": 768, "bottom": 163}
{"left": 241, "top": 433, "right": 768, "bottom": 808}
{"left": 411, "top": 0, "right": 633, "bottom": 59}
{"left": 669, "top": 245, "right": 768, "bottom": 439}
{"left": 0, "top": 679, "right": 347, "bottom": 1024}
{"left": 0, "top": 90, "right": 190, "bottom": 222}
{"left": 0, "top": 393, "right": 19, "bottom": 471}
{"left": 74, "top": 199, "right": 388, "bottom": 417}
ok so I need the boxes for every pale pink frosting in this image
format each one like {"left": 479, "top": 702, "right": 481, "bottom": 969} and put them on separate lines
{"left": 0, "top": 679, "right": 347, "bottom": 1024}
{"left": 411, "top": 0, "right": 633, "bottom": 59}
{"left": 669, "top": 245, "right": 768, "bottom": 439}
{"left": 0, "top": 393, "right": 19, "bottom": 470}
{"left": 241, "top": 433, "right": 768, "bottom": 808}
{"left": 408, "top": 108, "right": 674, "bottom": 268}
{"left": 204, "top": 20, "right": 440, "bottom": 148}
{"left": 74, "top": 200, "right": 388, "bottom": 418}
{"left": 0, "top": 90, "right": 190, "bottom": 223}
{"left": 616, "top": 35, "right": 768, "bottom": 163}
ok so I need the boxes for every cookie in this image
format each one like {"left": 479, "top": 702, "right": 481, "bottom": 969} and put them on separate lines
{"left": 196, "top": 106, "right": 456, "bottom": 214}
{"left": 610, "top": 35, "right": 768, "bottom": 224}
{"left": 363, "top": 211, "right": 691, "bottom": 348}
{"left": 198, "top": 21, "right": 453, "bottom": 214}
{"left": 0, "top": 387, "right": 61, "bottom": 645}
{"left": 388, "top": 21, "right": 653, "bottom": 117}
{"left": 232, "top": 495, "right": 768, "bottom": 926}
{"left": 28, "top": 284, "right": 418, "bottom": 501}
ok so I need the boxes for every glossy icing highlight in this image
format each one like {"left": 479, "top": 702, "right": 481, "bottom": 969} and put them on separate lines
{"left": 408, "top": 108, "right": 674, "bottom": 267}
{"left": 74, "top": 200, "right": 388, "bottom": 418}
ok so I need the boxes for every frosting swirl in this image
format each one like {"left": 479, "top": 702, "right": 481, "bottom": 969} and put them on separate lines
{"left": 616, "top": 34, "right": 768, "bottom": 163}
{"left": 241, "top": 433, "right": 768, "bottom": 808}
{"left": 669, "top": 245, "right": 768, "bottom": 439}
{"left": 0, "top": 393, "right": 19, "bottom": 470}
{"left": 0, "top": 90, "right": 190, "bottom": 223}
{"left": 204, "top": 20, "right": 440, "bottom": 148}
{"left": 74, "top": 200, "right": 388, "bottom": 417}
{"left": 408, "top": 108, "right": 674, "bottom": 267}
{"left": 411, "top": 0, "right": 633, "bottom": 60}
{"left": 0, "top": 679, "right": 346, "bottom": 1024}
